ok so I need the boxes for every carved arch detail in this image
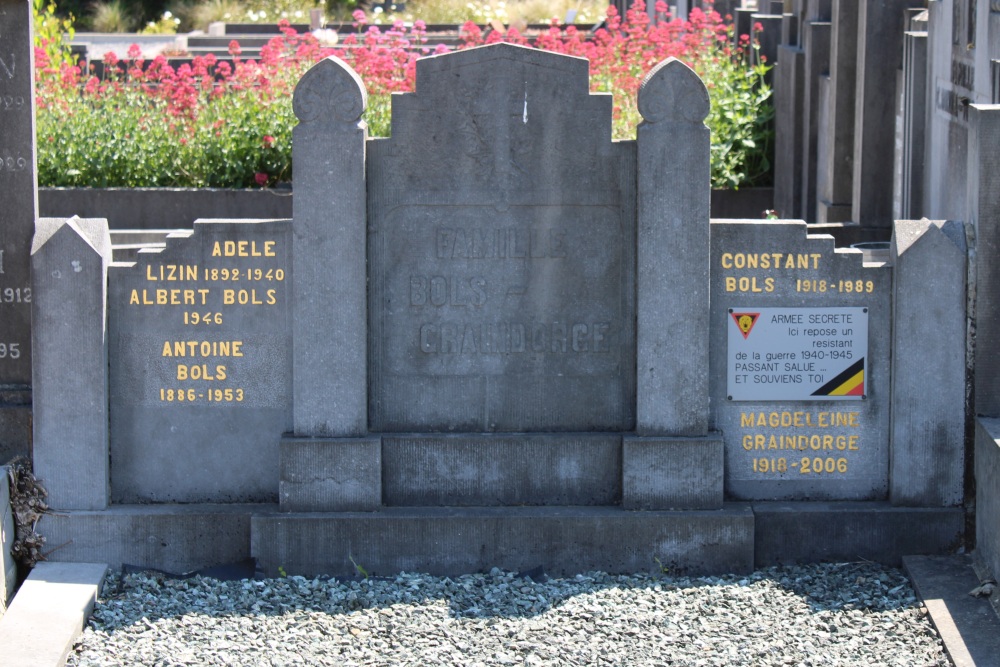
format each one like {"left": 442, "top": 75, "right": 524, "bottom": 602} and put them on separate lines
{"left": 293, "top": 56, "right": 368, "bottom": 124}
{"left": 637, "top": 57, "right": 710, "bottom": 125}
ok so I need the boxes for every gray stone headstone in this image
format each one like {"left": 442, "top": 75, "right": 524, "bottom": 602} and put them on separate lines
{"left": 816, "top": 0, "right": 858, "bottom": 224}
{"left": 773, "top": 44, "right": 805, "bottom": 218}
{"left": 799, "top": 18, "right": 830, "bottom": 222}
{"left": 899, "top": 29, "right": 928, "bottom": 220}
{"left": 0, "top": 0, "right": 37, "bottom": 464}
{"left": 969, "top": 104, "right": 1000, "bottom": 416}
{"left": 0, "top": 0, "right": 36, "bottom": 389}
{"left": 851, "top": 0, "right": 926, "bottom": 227}
{"left": 710, "top": 220, "right": 892, "bottom": 500}
{"left": 889, "top": 219, "right": 968, "bottom": 507}
{"left": 32, "top": 217, "right": 111, "bottom": 510}
{"left": 292, "top": 57, "right": 368, "bottom": 437}
{"left": 368, "top": 44, "right": 636, "bottom": 433}
{"left": 108, "top": 219, "right": 292, "bottom": 502}
{"left": 636, "top": 58, "right": 711, "bottom": 436}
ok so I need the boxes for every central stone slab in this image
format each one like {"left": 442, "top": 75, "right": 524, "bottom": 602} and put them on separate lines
{"left": 368, "top": 44, "right": 636, "bottom": 432}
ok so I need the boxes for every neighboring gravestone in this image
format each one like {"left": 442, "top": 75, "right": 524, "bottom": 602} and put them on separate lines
{"left": 108, "top": 220, "right": 292, "bottom": 502}
{"left": 815, "top": 0, "right": 857, "bottom": 223}
{"left": 899, "top": 18, "right": 928, "bottom": 219}
{"left": 970, "top": 104, "right": 1000, "bottom": 416}
{"left": 367, "top": 45, "right": 636, "bottom": 433}
{"left": 0, "top": 0, "right": 36, "bottom": 462}
{"left": 851, "top": 0, "right": 926, "bottom": 226}
{"left": 798, "top": 8, "right": 830, "bottom": 222}
{"left": 710, "top": 220, "right": 891, "bottom": 499}
{"left": 921, "top": 1, "right": 998, "bottom": 221}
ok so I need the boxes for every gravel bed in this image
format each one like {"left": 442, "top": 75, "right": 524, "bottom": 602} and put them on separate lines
{"left": 67, "top": 562, "right": 950, "bottom": 667}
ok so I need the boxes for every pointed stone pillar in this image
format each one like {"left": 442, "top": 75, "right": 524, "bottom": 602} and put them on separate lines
{"left": 291, "top": 57, "right": 368, "bottom": 437}
{"left": 31, "top": 218, "right": 112, "bottom": 510}
{"left": 636, "top": 58, "right": 711, "bottom": 436}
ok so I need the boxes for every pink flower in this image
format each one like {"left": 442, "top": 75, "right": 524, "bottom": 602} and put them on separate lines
{"left": 255, "top": 172, "right": 269, "bottom": 186}
{"left": 262, "top": 135, "right": 275, "bottom": 148}
{"left": 228, "top": 40, "right": 242, "bottom": 57}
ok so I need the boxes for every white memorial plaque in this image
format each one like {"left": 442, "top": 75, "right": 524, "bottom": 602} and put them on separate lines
{"left": 727, "top": 307, "right": 868, "bottom": 401}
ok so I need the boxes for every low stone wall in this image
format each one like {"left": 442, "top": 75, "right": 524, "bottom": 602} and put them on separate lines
{"left": 39, "top": 188, "right": 293, "bottom": 230}
{"left": 39, "top": 187, "right": 774, "bottom": 230}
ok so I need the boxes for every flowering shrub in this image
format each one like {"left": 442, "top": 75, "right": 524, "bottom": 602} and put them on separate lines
{"left": 35, "top": 1, "right": 772, "bottom": 189}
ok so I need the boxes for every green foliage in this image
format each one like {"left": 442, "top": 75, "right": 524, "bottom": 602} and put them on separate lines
{"left": 702, "top": 55, "right": 773, "bottom": 189}
{"left": 90, "top": 0, "right": 138, "bottom": 33}
{"left": 139, "top": 10, "right": 182, "bottom": 35}
{"left": 34, "top": 5, "right": 773, "bottom": 190}
{"left": 349, "top": 555, "right": 369, "bottom": 579}
{"left": 32, "top": 0, "right": 75, "bottom": 71}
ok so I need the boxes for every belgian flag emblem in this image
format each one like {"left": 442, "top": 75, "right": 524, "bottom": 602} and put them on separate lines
{"left": 811, "top": 358, "right": 865, "bottom": 397}
{"left": 730, "top": 312, "right": 760, "bottom": 339}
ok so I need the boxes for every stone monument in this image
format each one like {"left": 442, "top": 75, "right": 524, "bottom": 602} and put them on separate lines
{"left": 0, "top": 0, "right": 36, "bottom": 462}
{"left": 31, "top": 43, "right": 967, "bottom": 577}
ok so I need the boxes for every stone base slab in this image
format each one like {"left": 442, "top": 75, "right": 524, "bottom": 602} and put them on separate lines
{"left": 280, "top": 437, "right": 381, "bottom": 512}
{"left": 381, "top": 434, "right": 621, "bottom": 507}
{"left": 35, "top": 501, "right": 969, "bottom": 577}
{"left": 251, "top": 505, "right": 755, "bottom": 578}
{"left": 754, "top": 501, "right": 964, "bottom": 567}
{"left": 0, "top": 562, "right": 107, "bottom": 667}
{"left": 37, "top": 504, "right": 267, "bottom": 575}
{"left": 623, "top": 435, "right": 723, "bottom": 510}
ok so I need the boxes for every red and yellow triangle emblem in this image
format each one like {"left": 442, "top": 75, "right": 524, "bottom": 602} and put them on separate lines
{"left": 730, "top": 312, "right": 760, "bottom": 339}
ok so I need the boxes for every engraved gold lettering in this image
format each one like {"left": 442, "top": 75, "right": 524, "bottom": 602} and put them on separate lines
{"left": 161, "top": 341, "right": 244, "bottom": 357}
{"left": 146, "top": 264, "right": 199, "bottom": 281}
{"left": 211, "top": 240, "right": 277, "bottom": 257}
{"left": 176, "top": 364, "right": 227, "bottom": 381}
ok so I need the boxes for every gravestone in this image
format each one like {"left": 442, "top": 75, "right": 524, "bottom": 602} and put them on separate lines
{"left": 108, "top": 220, "right": 293, "bottom": 502}
{"left": 815, "top": 0, "right": 857, "bottom": 223}
{"left": 921, "top": 0, "right": 999, "bottom": 221}
{"left": 899, "top": 18, "right": 928, "bottom": 220}
{"left": 851, "top": 0, "right": 926, "bottom": 227}
{"left": 366, "top": 46, "right": 636, "bottom": 432}
{"left": 798, "top": 5, "right": 830, "bottom": 222}
{"left": 0, "top": 0, "right": 36, "bottom": 462}
{"left": 970, "top": 104, "right": 1000, "bottom": 415}
{"left": 773, "top": 43, "right": 805, "bottom": 218}
{"left": 710, "top": 221, "right": 892, "bottom": 500}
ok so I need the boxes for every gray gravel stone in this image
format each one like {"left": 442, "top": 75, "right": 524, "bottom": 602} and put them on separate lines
{"left": 67, "top": 563, "right": 950, "bottom": 666}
